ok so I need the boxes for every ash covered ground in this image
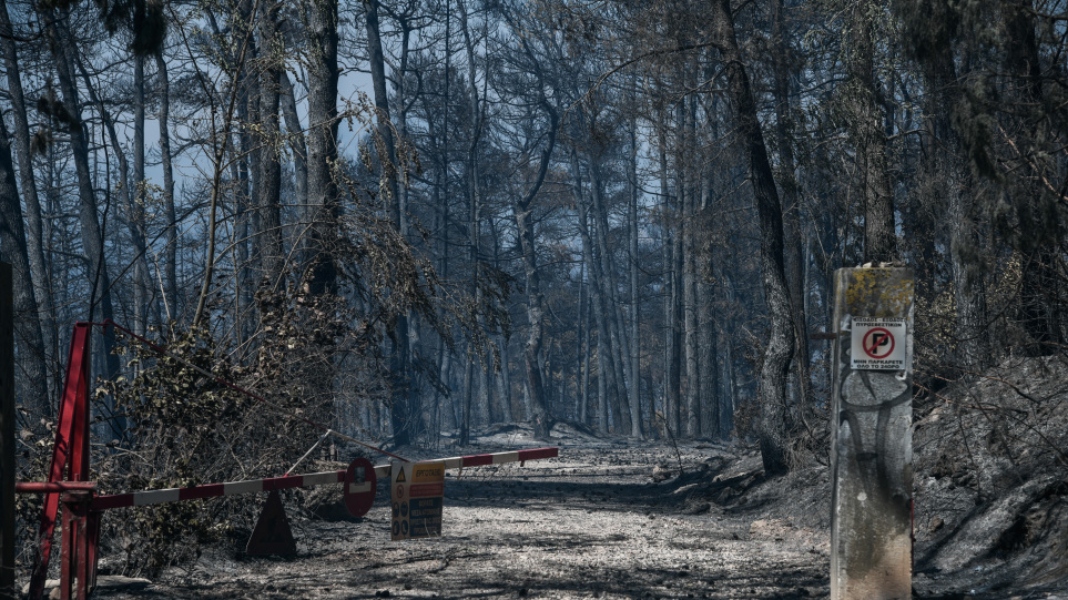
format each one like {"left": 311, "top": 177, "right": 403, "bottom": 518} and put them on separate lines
{"left": 83, "top": 355, "right": 1068, "bottom": 600}
{"left": 92, "top": 431, "right": 830, "bottom": 600}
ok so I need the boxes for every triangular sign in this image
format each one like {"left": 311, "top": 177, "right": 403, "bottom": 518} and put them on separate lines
{"left": 395, "top": 468, "right": 406, "bottom": 483}
{"left": 245, "top": 490, "right": 296, "bottom": 557}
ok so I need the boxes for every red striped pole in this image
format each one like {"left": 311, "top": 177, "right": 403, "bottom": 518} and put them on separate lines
{"left": 91, "top": 447, "right": 558, "bottom": 511}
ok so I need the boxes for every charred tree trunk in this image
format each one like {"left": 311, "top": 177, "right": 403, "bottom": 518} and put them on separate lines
{"left": 154, "top": 52, "right": 178, "bottom": 319}
{"left": 571, "top": 152, "right": 612, "bottom": 432}
{"left": 0, "top": 115, "right": 49, "bottom": 419}
{"left": 511, "top": 112, "right": 556, "bottom": 440}
{"left": 681, "top": 95, "right": 700, "bottom": 438}
{"left": 280, "top": 73, "right": 309, "bottom": 229}
{"left": 711, "top": 0, "right": 794, "bottom": 475}
{"left": 578, "top": 259, "right": 590, "bottom": 424}
{"left": 771, "top": 0, "right": 812, "bottom": 428}
{"left": 1003, "top": 2, "right": 1064, "bottom": 353}
{"left": 0, "top": 0, "right": 56, "bottom": 406}
{"left": 456, "top": 0, "right": 485, "bottom": 446}
{"left": 75, "top": 46, "right": 153, "bottom": 338}
{"left": 235, "top": 15, "right": 255, "bottom": 349}
{"left": 589, "top": 159, "right": 632, "bottom": 434}
{"left": 255, "top": 2, "right": 285, "bottom": 290}
{"left": 132, "top": 54, "right": 151, "bottom": 332}
{"left": 627, "top": 106, "right": 642, "bottom": 438}
{"left": 44, "top": 11, "right": 121, "bottom": 382}
{"left": 697, "top": 174, "right": 718, "bottom": 438}
{"left": 659, "top": 127, "right": 682, "bottom": 438}
{"left": 846, "top": 0, "right": 897, "bottom": 262}
{"left": 305, "top": 0, "right": 340, "bottom": 296}
{"left": 581, "top": 198, "right": 620, "bottom": 432}
{"left": 925, "top": 53, "right": 989, "bottom": 369}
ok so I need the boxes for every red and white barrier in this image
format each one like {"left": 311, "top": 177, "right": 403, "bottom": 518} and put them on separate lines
{"left": 92, "top": 446, "right": 559, "bottom": 511}
{"left": 21, "top": 320, "right": 563, "bottom": 600}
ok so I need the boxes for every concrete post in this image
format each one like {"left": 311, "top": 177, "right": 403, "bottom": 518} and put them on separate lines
{"left": 831, "top": 267, "right": 914, "bottom": 600}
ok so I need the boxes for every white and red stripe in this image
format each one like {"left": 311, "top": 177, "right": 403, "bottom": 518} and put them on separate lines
{"left": 92, "top": 447, "right": 558, "bottom": 511}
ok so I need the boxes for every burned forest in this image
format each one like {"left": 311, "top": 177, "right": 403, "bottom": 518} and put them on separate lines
{"left": 1, "top": 0, "right": 1068, "bottom": 598}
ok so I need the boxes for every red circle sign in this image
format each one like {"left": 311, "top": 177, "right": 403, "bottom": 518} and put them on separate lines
{"left": 343, "top": 457, "right": 377, "bottom": 518}
{"left": 862, "top": 327, "right": 895, "bottom": 359}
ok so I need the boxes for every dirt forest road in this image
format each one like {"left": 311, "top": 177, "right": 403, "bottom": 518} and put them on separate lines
{"left": 93, "top": 430, "right": 831, "bottom": 600}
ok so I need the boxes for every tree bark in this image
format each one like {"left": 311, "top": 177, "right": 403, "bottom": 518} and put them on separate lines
{"left": 234, "top": 10, "right": 255, "bottom": 348}
{"left": 682, "top": 95, "right": 700, "bottom": 438}
{"left": 845, "top": 0, "right": 897, "bottom": 263}
{"left": 511, "top": 112, "right": 557, "bottom": 440}
{"left": 0, "top": 114, "right": 49, "bottom": 419}
{"left": 44, "top": 11, "right": 120, "bottom": 382}
{"left": 132, "top": 53, "right": 150, "bottom": 332}
{"left": 627, "top": 100, "right": 642, "bottom": 438}
{"left": 78, "top": 51, "right": 152, "bottom": 336}
{"left": 923, "top": 48, "right": 989, "bottom": 369}
{"left": 456, "top": 0, "right": 486, "bottom": 445}
{"left": 0, "top": 0, "right": 56, "bottom": 406}
{"left": 280, "top": 73, "right": 309, "bottom": 230}
{"left": 366, "top": 0, "right": 421, "bottom": 445}
{"left": 154, "top": 52, "right": 178, "bottom": 320}
{"left": 1002, "top": 2, "right": 1063, "bottom": 353}
{"left": 254, "top": 2, "right": 285, "bottom": 289}
{"left": 305, "top": 0, "right": 340, "bottom": 296}
{"left": 659, "top": 124, "right": 682, "bottom": 438}
{"left": 493, "top": 333, "right": 513, "bottom": 423}
{"left": 460, "top": 350, "right": 473, "bottom": 443}
{"left": 711, "top": 0, "right": 794, "bottom": 475}
{"left": 713, "top": 257, "right": 736, "bottom": 439}
{"left": 698, "top": 173, "right": 718, "bottom": 437}
{"left": 771, "top": 0, "right": 812, "bottom": 428}
{"left": 588, "top": 158, "right": 632, "bottom": 434}
{"left": 578, "top": 259, "right": 590, "bottom": 424}
{"left": 577, "top": 185, "right": 618, "bottom": 431}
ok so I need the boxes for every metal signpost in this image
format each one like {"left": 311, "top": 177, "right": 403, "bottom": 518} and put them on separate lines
{"left": 831, "top": 267, "right": 915, "bottom": 600}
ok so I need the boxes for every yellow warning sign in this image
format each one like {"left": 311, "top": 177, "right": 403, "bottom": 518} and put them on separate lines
{"left": 413, "top": 463, "right": 444, "bottom": 482}
{"left": 391, "top": 460, "right": 444, "bottom": 541}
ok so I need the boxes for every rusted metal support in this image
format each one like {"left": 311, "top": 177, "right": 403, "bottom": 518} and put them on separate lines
{"left": 831, "top": 267, "right": 914, "bottom": 600}
{"left": 59, "top": 491, "right": 94, "bottom": 600}
{"left": 16, "top": 482, "right": 97, "bottom": 494}
{"left": 30, "top": 323, "right": 92, "bottom": 600}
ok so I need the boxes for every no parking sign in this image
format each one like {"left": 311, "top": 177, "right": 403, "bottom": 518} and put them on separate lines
{"left": 851, "top": 318, "right": 908, "bottom": 370}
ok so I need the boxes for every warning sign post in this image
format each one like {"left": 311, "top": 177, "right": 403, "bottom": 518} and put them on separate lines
{"left": 391, "top": 460, "right": 445, "bottom": 541}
